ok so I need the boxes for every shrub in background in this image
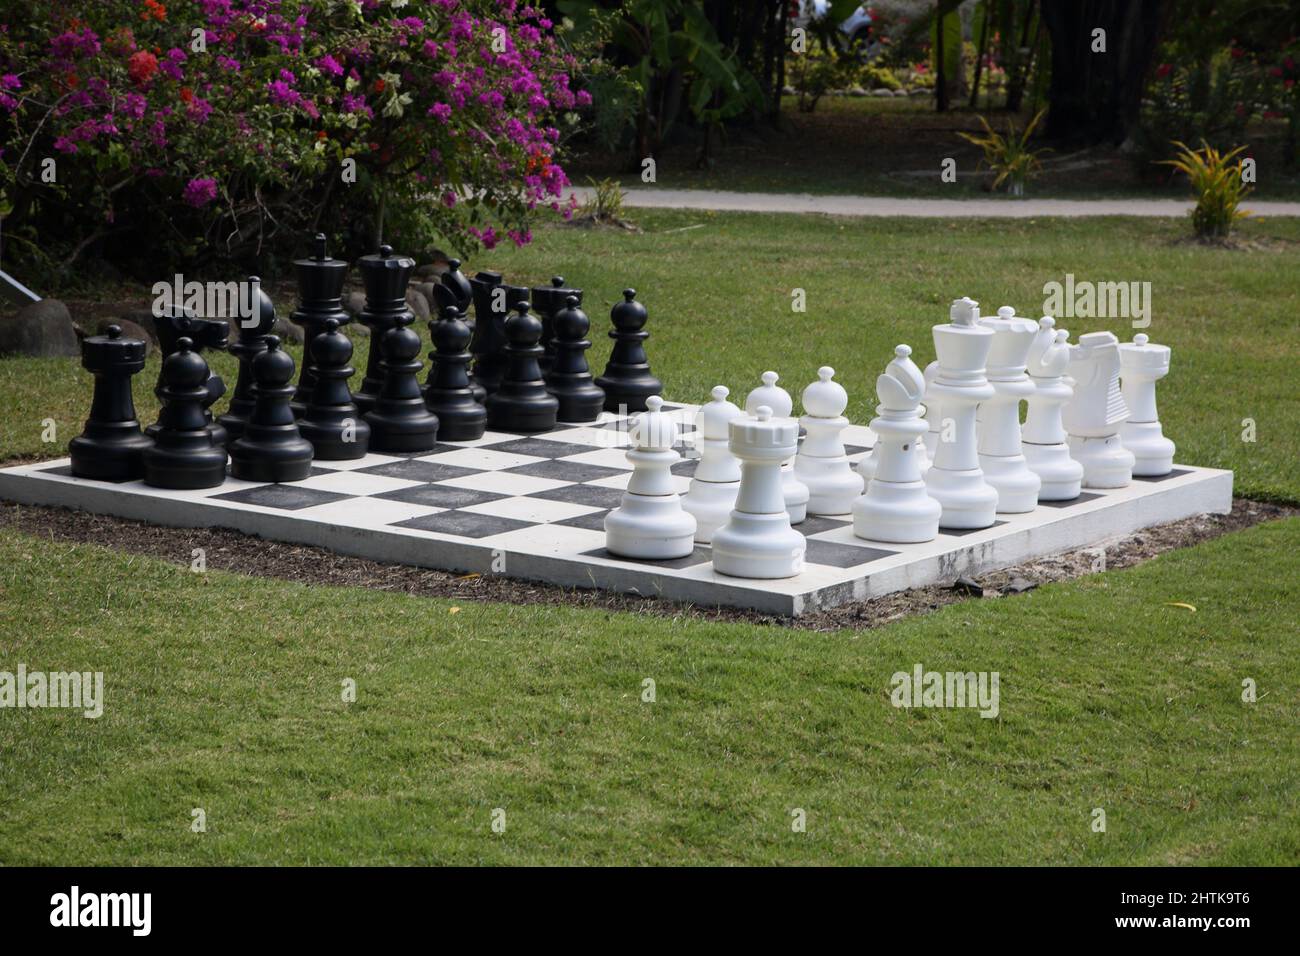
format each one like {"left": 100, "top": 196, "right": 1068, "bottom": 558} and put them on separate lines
{"left": 1161, "top": 140, "right": 1253, "bottom": 239}
{"left": 0, "top": 0, "right": 584, "bottom": 287}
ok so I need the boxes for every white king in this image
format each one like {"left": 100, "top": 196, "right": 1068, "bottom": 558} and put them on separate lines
{"left": 976, "top": 306, "right": 1042, "bottom": 513}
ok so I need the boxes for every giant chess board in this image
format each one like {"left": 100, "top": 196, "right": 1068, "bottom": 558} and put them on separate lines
{"left": 0, "top": 401, "right": 1233, "bottom": 616}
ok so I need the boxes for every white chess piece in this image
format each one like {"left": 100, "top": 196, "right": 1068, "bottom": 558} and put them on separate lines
{"left": 744, "top": 370, "right": 809, "bottom": 524}
{"left": 711, "top": 405, "right": 806, "bottom": 579}
{"left": 1063, "top": 331, "right": 1135, "bottom": 488}
{"left": 920, "top": 360, "right": 942, "bottom": 466}
{"left": 1022, "top": 317, "right": 1083, "bottom": 500}
{"left": 977, "top": 306, "right": 1042, "bottom": 513}
{"left": 1119, "top": 333, "right": 1175, "bottom": 476}
{"left": 604, "top": 395, "right": 697, "bottom": 559}
{"left": 853, "top": 345, "right": 941, "bottom": 543}
{"left": 682, "top": 385, "right": 743, "bottom": 543}
{"left": 795, "top": 367, "right": 863, "bottom": 516}
{"left": 923, "top": 297, "right": 1000, "bottom": 529}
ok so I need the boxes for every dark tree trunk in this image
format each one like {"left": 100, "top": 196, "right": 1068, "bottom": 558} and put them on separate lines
{"left": 1040, "top": 0, "right": 1166, "bottom": 144}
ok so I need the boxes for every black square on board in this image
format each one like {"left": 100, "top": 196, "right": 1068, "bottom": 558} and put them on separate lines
{"left": 534, "top": 484, "right": 627, "bottom": 509}
{"left": 1132, "top": 467, "right": 1191, "bottom": 482}
{"left": 375, "top": 484, "right": 507, "bottom": 509}
{"left": 393, "top": 511, "right": 531, "bottom": 538}
{"left": 581, "top": 546, "right": 711, "bottom": 570}
{"left": 486, "top": 437, "right": 603, "bottom": 459}
{"left": 356, "top": 459, "right": 483, "bottom": 483}
{"left": 1037, "top": 491, "right": 1104, "bottom": 508}
{"left": 210, "top": 484, "right": 350, "bottom": 510}
{"left": 505, "top": 459, "right": 624, "bottom": 483}
{"left": 803, "top": 539, "right": 898, "bottom": 569}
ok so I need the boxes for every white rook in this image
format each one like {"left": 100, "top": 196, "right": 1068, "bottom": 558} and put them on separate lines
{"left": 1119, "top": 333, "right": 1175, "bottom": 476}
{"left": 711, "top": 405, "right": 806, "bottom": 579}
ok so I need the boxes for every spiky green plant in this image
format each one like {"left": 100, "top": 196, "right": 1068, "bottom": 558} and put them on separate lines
{"left": 957, "top": 109, "right": 1051, "bottom": 196}
{"left": 1160, "top": 140, "right": 1254, "bottom": 239}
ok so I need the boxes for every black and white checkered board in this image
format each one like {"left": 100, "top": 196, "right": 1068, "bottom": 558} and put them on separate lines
{"left": 0, "top": 401, "right": 1233, "bottom": 616}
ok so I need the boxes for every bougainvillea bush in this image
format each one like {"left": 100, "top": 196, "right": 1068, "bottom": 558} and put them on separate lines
{"left": 0, "top": 0, "right": 586, "bottom": 285}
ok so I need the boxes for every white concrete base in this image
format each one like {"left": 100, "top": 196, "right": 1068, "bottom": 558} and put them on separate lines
{"left": 0, "top": 406, "right": 1232, "bottom": 617}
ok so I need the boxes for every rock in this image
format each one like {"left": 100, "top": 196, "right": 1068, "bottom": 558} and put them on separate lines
{"left": 405, "top": 288, "right": 431, "bottom": 322}
{"left": 96, "top": 318, "right": 153, "bottom": 356}
{"left": 782, "top": 85, "right": 796, "bottom": 96}
{"left": 411, "top": 281, "right": 439, "bottom": 309}
{"left": 849, "top": 86, "right": 868, "bottom": 97}
{"left": 413, "top": 252, "right": 451, "bottom": 280}
{"left": 0, "top": 298, "right": 79, "bottom": 357}
{"left": 344, "top": 291, "right": 366, "bottom": 317}
{"left": 349, "top": 322, "right": 369, "bottom": 338}
{"left": 870, "top": 88, "right": 893, "bottom": 97}
{"left": 892, "top": 88, "right": 909, "bottom": 97}
{"left": 272, "top": 317, "right": 305, "bottom": 345}
{"left": 118, "top": 308, "right": 160, "bottom": 343}
{"left": 909, "top": 88, "right": 931, "bottom": 97}
{"left": 951, "top": 576, "right": 985, "bottom": 597}
{"left": 1001, "top": 576, "right": 1037, "bottom": 595}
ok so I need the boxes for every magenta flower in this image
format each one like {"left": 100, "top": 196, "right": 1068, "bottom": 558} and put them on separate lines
{"left": 182, "top": 177, "right": 219, "bottom": 208}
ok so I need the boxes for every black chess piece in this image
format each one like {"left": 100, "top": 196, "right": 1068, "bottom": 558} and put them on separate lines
{"left": 440, "top": 257, "right": 473, "bottom": 314}
{"left": 142, "top": 337, "right": 228, "bottom": 489}
{"left": 288, "top": 233, "right": 350, "bottom": 417}
{"left": 546, "top": 296, "right": 605, "bottom": 423}
{"left": 299, "top": 318, "right": 370, "bottom": 460}
{"left": 69, "top": 324, "right": 154, "bottom": 481}
{"left": 353, "top": 244, "right": 416, "bottom": 415}
{"left": 217, "top": 277, "right": 278, "bottom": 442}
{"left": 365, "top": 313, "right": 440, "bottom": 452}
{"left": 228, "top": 335, "right": 315, "bottom": 482}
{"left": 594, "top": 288, "right": 662, "bottom": 413}
{"left": 468, "top": 271, "right": 505, "bottom": 396}
{"left": 150, "top": 306, "right": 229, "bottom": 444}
{"left": 531, "top": 275, "right": 581, "bottom": 375}
{"left": 424, "top": 304, "right": 487, "bottom": 441}
{"left": 485, "top": 301, "right": 558, "bottom": 433}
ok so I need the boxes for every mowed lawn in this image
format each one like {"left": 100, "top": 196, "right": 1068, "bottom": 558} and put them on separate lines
{"left": 3, "top": 211, "right": 1298, "bottom": 502}
{"left": 0, "top": 515, "right": 1296, "bottom": 865}
{"left": 0, "top": 211, "right": 1297, "bottom": 864}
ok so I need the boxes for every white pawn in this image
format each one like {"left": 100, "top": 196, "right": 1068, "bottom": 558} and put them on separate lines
{"left": 682, "top": 385, "right": 744, "bottom": 543}
{"left": 744, "top": 370, "right": 809, "bottom": 524}
{"left": 605, "top": 395, "right": 697, "bottom": 559}
{"left": 712, "top": 405, "right": 806, "bottom": 579}
{"left": 795, "top": 367, "right": 864, "bottom": 515}
{"left": 1063, "top": 331, "right": 1134, "bottom": 488}
{"left": 924, "top": 297, "right": 1000, "bottom": 529}
{"left": 977, "top": 306, "right": 1041, "bottom": 513}
{"left": 1119, "top": 333, "right": 1175, "bottom": 476}
{"left": 1022, "top": 317, "right": 1083, "bottom": 500}
{"left": 853, "top": 345, "right": 941, "bottom": 543}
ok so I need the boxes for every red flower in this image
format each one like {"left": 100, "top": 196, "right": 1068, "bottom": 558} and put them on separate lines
{"left": 1154, "top": 63, "right": 1173, "bottom": 79}
{"left": 128, "top": 50, "right": 158, "bottom": 86}
{"left": 373, "top": 78, "right": 386, "bottom": 93}
{"left": 179, "top": 86, "right": 193, "bottom": 103}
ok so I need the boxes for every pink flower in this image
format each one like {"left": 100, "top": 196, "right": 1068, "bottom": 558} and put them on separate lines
{"left": 182, "top": 177, "right": 219, "bottom": 208}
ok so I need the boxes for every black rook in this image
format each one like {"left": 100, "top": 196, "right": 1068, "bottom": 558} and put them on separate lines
{"left": 69, "top": 324, "right": 154, "bottom": 481}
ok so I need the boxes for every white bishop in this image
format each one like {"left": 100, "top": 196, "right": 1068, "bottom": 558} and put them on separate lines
{"left": 853, "top": 345, "right": 941, "bottom": 543}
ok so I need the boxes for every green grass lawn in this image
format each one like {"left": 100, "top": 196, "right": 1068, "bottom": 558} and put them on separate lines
{"left": 0, "top": 513, "right": 1296, "bottom": 865}
{"left": 2, "top": 210, "right": 1297, "bottom": 865}
{"left": 5, "top": 210, "right": 1297, "bottom": 502}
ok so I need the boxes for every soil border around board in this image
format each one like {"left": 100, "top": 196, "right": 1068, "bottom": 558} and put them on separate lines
{"left": 0, "top": 496, "right": 1292, "bottom": 631}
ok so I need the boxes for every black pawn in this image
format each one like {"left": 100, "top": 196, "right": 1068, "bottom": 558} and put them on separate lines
{"left": 595, "top": 288, "right": 662, "bottom": 413}
{"left": 532, "top": 275, "right": 581, "bottom": 375}
{"left": 289, "top": 234, "right": 350, "bottom": 416}
{"left": 229, "top": 336, "right": 315, "bottom": 482}
{"left": 299, "top": 318, "right": 370, "bottom": 460}
{"left": 69, "top": 324, "right": 154, "bottom": 481}
{"left": 365, "top": 314, "right": 440, "bottom": 452}
{"left": 217, "top": 277, "right": 278, "bottom": 442}
{"left": 142, "top": 337, "right": 228, "bottom": 489}
{"left": 424, "top": 305, "right": 487, "bottom": 441}
{"left": 546, "top": 296, "right": 605, "bottom": 423}
{"left": 485, "top": 301, "right": 558, "bottom": 433}
{"left": 151, "top": 307, "right": 229, "bottom": 445}
{"left": 353, "top": 244, "right": 416, "bottom": 414}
